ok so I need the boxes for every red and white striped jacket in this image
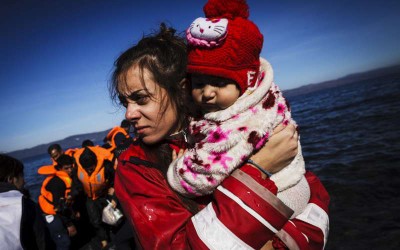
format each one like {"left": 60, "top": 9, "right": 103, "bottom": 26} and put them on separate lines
{"left": 115, "top": 143, "right": 329, "bottom": 249}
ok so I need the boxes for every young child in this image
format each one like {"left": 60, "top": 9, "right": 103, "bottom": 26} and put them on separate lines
{"left": 167, "top": 0, "right": 310, "bottom": 218}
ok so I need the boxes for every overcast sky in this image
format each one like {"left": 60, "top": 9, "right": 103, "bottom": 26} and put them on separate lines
{"left": 1, "top": 0, "right": 399, "bottom": 152}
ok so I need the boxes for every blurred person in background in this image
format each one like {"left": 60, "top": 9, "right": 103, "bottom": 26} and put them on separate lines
{"left": 38, "top": 154, "right": 77, "bottom": 250}
{"left": 0, "top": 154, "right": 50, "bottom": 250}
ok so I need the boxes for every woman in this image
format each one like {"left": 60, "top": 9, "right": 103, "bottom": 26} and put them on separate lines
{"left": 111, "top": 24, "right": 329, "bottom": 249}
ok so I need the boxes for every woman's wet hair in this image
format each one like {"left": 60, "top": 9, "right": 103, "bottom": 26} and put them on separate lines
{"left": 110, "top": 24, "right": 200, "bottom": 213}
{"left": 109, "top": 23, "right": 191, "bottom": 131}
{"left": 0, "top": 154, "right": 24, "bottom": 183}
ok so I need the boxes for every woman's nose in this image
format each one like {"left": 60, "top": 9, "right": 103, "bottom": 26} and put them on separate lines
{"left": 125, "top": 103, "right": 141, "bottom": 121}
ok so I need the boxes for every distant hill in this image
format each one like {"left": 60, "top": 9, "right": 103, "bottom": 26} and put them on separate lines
{"left": 8, "top": 129, "right": 110, "bottom": 160}
{"left": 283, "top": 64, "right": 400, "bottom": 98}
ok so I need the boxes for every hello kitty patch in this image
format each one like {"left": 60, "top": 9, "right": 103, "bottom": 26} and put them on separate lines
{"left": 186, "top": 17, "right": 228, "bottom": 47}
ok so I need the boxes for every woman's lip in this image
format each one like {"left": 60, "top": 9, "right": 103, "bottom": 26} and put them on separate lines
{"left": 135, "top": 126, "right": 149, "bottom": 134}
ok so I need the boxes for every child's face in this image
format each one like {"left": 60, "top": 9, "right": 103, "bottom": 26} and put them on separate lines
{"left": 191, "top": 74, "right": 240, "bottom": 113}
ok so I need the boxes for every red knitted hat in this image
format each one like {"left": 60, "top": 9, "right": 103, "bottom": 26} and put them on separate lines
{"left": 186, "top": 0, "right": 263, "bottom": 94}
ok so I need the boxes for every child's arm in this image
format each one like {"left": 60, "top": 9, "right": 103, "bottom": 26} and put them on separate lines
{"left": 167, "top": 146, "right": 221, "bottom": 196}
{"left": 167, "top": 123, "right": 299, "bottom": 197}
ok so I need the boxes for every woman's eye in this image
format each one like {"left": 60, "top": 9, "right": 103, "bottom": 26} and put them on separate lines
{"left": 118, "top": 96, "right": 128, "bottom": 107}
{"left": 135, "top": 96, "right": 149, "bottom": 105}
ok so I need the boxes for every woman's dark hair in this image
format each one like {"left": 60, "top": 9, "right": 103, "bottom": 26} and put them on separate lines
{"left": 110, "top": 23, "right": 199, "bottom": 213}
{"left": 0, "top": 154, "right": 24, "bottom": 182}
{"left": 109, "top": 23, "right": 191, "bottom": 132}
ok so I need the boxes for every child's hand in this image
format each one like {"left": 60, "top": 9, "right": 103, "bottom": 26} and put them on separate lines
{"left": 172, "top": 149, "right": 186, "bottom": 161}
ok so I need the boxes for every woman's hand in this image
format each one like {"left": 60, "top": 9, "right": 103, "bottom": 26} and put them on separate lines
{"left": 250, "top": 124, "right": 298, "bottom": 178}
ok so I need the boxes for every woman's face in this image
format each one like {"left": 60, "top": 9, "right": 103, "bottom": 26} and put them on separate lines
{"left": 118, "top": 64, "right": 179, "bottom": 145}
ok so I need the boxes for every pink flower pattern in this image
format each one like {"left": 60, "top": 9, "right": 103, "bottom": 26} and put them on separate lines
{"left": 277, "top": 103, "right": 285, "bottom": 114}
{"left": 250, "top": 106, "right": 258, "bottom": 114}
{"left": 208, "top": 152, "right": 233, "bottom": 171}
{"left": 207, "top": 127, "right": 231, "bottom": 143}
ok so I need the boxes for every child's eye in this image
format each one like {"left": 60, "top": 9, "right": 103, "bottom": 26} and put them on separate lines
{"left": 191, "top": 80, "right": 206, "bottom": 89}
{"left": 213, "top": 81, "right": 228, "bottom": 88}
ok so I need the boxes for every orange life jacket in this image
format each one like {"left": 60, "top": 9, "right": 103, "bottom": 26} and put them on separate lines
{"left": 38, "top": 164, "right": 56, "bottom": 175}
{"left": 74, "top": 146, "right": 111, "bottom": 200}
{"left": 38, "top": 167, "right": 72, "bottom": 215}
{"left": 106, "top": 126, "right": 129, "bottom": 151}
{"left": 65, "top": 148, "right": 77, "bottom": 157}
{"left": 93, "top": 145, "right": 114, "bottom": 162}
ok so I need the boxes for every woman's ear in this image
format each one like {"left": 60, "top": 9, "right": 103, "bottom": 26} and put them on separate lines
{"left": 179, "top": 78, "right": 192, "bottom": 98}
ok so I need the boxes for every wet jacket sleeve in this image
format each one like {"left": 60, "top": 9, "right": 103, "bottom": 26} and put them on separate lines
{"left": 115, "top": 154, "right": 294, "bottom": 250}
{"left": 272, "top": 171, "right": 330, "bottom": 250}
{"left": 186, "top": 165, "right": 294, "bottom": 249}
